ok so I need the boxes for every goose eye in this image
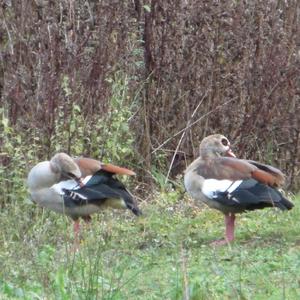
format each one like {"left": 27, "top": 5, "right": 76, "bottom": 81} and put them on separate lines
{"left": 221, "top": 138, "right": 228, "bottom": 146}
{"left": 67, "top": 172, "right": 76, "bottom": 179}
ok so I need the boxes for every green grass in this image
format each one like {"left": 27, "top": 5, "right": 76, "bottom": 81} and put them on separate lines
{"left": 1, "top": 191, "right": 300, "bottom": 299}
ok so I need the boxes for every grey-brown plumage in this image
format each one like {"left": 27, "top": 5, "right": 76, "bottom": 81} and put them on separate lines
{"left": 27, "top": 153, "right": 141, "bottom": 244}
{"left": 184, "top": 134, "right": 293, "bottom": 245}
{"left": 62, "top": 170, "right": 142, "bottom": 220}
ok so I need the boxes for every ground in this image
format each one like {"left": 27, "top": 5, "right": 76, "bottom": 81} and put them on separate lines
{"left": 1, "top": 191, "right": 299, "bottom": 299}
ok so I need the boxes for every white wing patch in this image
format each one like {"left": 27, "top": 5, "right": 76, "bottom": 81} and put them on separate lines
{"left": 52, "top": 175, "right": 93, "bottom": 195}
{"left": 67, "top": 191, "right": 88, "bottom": 201}
{"left": 202, "top": 179, "right": 243, "bottom": 199}
{"left": 81, "top": 176, "right": 92, "bottom": 185}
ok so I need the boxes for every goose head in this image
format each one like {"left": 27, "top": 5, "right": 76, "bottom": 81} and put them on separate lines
{"left": 50, "top": 153, "right": 82, "bottom": 181}
{"left": 199, "top": 134, "right": 236, "bottom": 159}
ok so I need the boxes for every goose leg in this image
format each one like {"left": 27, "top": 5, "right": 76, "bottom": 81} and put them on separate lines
{"left": 73, "top": 219, "right": 81, "bottom": 237}
{"left": 211, "top": 213, "right": 235, "bottom": 246}
{"left": 72, "top": 219, "right": 81, "bottom": 251}
{"left": 72, "top": 216, "right": 92, "bottom": 251}
{"left": 225, "top": 213, "right": 235, "bottom": 242}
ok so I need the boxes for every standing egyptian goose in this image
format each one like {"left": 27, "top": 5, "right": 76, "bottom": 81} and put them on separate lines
{"left": 27, "top": 153, "right": 141, "bottom": 240}
{"left": 184, "top": 134, "right": 293, "bottom": 245}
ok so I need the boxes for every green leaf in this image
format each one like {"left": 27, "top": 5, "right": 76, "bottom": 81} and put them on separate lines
{"left": 143, "top": 5, "right": 151, "bottom": 12}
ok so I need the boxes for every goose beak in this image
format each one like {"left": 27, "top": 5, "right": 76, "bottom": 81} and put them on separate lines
{"left": 76, "top": 177, "right": 85, "bottom": 187}
{"left": 226, "top": 148, "right": 236, "bottom": 157}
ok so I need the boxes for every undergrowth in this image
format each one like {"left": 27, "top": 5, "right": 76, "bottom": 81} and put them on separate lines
{"left": 1, "top": 189, "right": 299, "bottom": 299}
{"left": 0, "top": 70, "right": 138, "bottom": 205}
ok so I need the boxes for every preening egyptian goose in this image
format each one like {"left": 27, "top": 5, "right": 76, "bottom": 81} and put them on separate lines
{"left": 27, "top": 153, "right": 141, "bottom": 241}
{"left": 184, "top": 134, "right": 293, "bottom": 245}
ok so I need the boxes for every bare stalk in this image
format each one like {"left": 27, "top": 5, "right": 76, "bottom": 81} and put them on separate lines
{"left": 163, "top": 97, "right": 237, "bottom": 184}
{"left": 164, "top": 92, "right": 207, "bottom": 184}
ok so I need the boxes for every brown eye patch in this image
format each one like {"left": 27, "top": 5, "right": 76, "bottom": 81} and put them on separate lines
{"left": 221, "top": 138, "right": 228, "bottom": 146}
{"left": 67, "top": 172, "right": 76, "bottom": 179}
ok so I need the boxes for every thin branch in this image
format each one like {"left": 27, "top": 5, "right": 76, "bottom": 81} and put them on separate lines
{"left": 164, "top": 92, "right": 207, "bottom": 184}
{"left": 2, "top": 11, "right": 14, "bottom": 55}
{"left": 153, "top": 97, "right": 237, "bottom": 155}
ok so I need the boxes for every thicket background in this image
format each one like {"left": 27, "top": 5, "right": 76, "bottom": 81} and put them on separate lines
{"left": 1, "top": 0, "right": 299, "bottom": 202}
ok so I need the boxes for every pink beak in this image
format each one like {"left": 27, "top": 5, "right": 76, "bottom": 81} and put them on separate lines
{"left": 76, "top": 178, "right": 85, "bottom": 187}
{"left": 226, "top": 149, "right": 236, "bottom": 157}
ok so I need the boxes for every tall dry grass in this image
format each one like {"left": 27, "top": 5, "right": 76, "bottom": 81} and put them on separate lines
{"left": 1, "top": 0, "right": 299, "bottom": 196}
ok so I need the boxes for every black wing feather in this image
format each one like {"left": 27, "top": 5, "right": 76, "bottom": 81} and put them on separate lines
{"left": 63, "top": 170, "right": 142, "bottom": 216}
{"left": 214, "top": 179, "right": 293, "bottom": 212}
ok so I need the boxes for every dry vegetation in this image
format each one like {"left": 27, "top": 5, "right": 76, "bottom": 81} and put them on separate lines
{"left": 1, "top": 0, "right": 300, "bottom": 198}
{"left": 1, "top": 2, "right": 300, "bottom": 299}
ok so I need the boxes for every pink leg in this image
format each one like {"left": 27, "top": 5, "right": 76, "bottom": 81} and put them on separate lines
{"left": 71, "top": 217, "right": 92, "bottom": 251}
{"left": 72, "top": 219, "right": 81, "bottom": 251}
{"left": 225, "top": 213, "right": 235, "bottom": 242}
{"left": 211, "top": 213, "right": 236, "bottom": 246}
{"left": 74, "top": 219, "right": 81, "bottom": 237}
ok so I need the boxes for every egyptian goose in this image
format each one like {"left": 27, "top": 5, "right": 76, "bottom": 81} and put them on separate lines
{"left": 184, "top": 134, "right": 293, "bottom": 245}
{"left": 27, "top": 153, "right": 141, "bottom": 240}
